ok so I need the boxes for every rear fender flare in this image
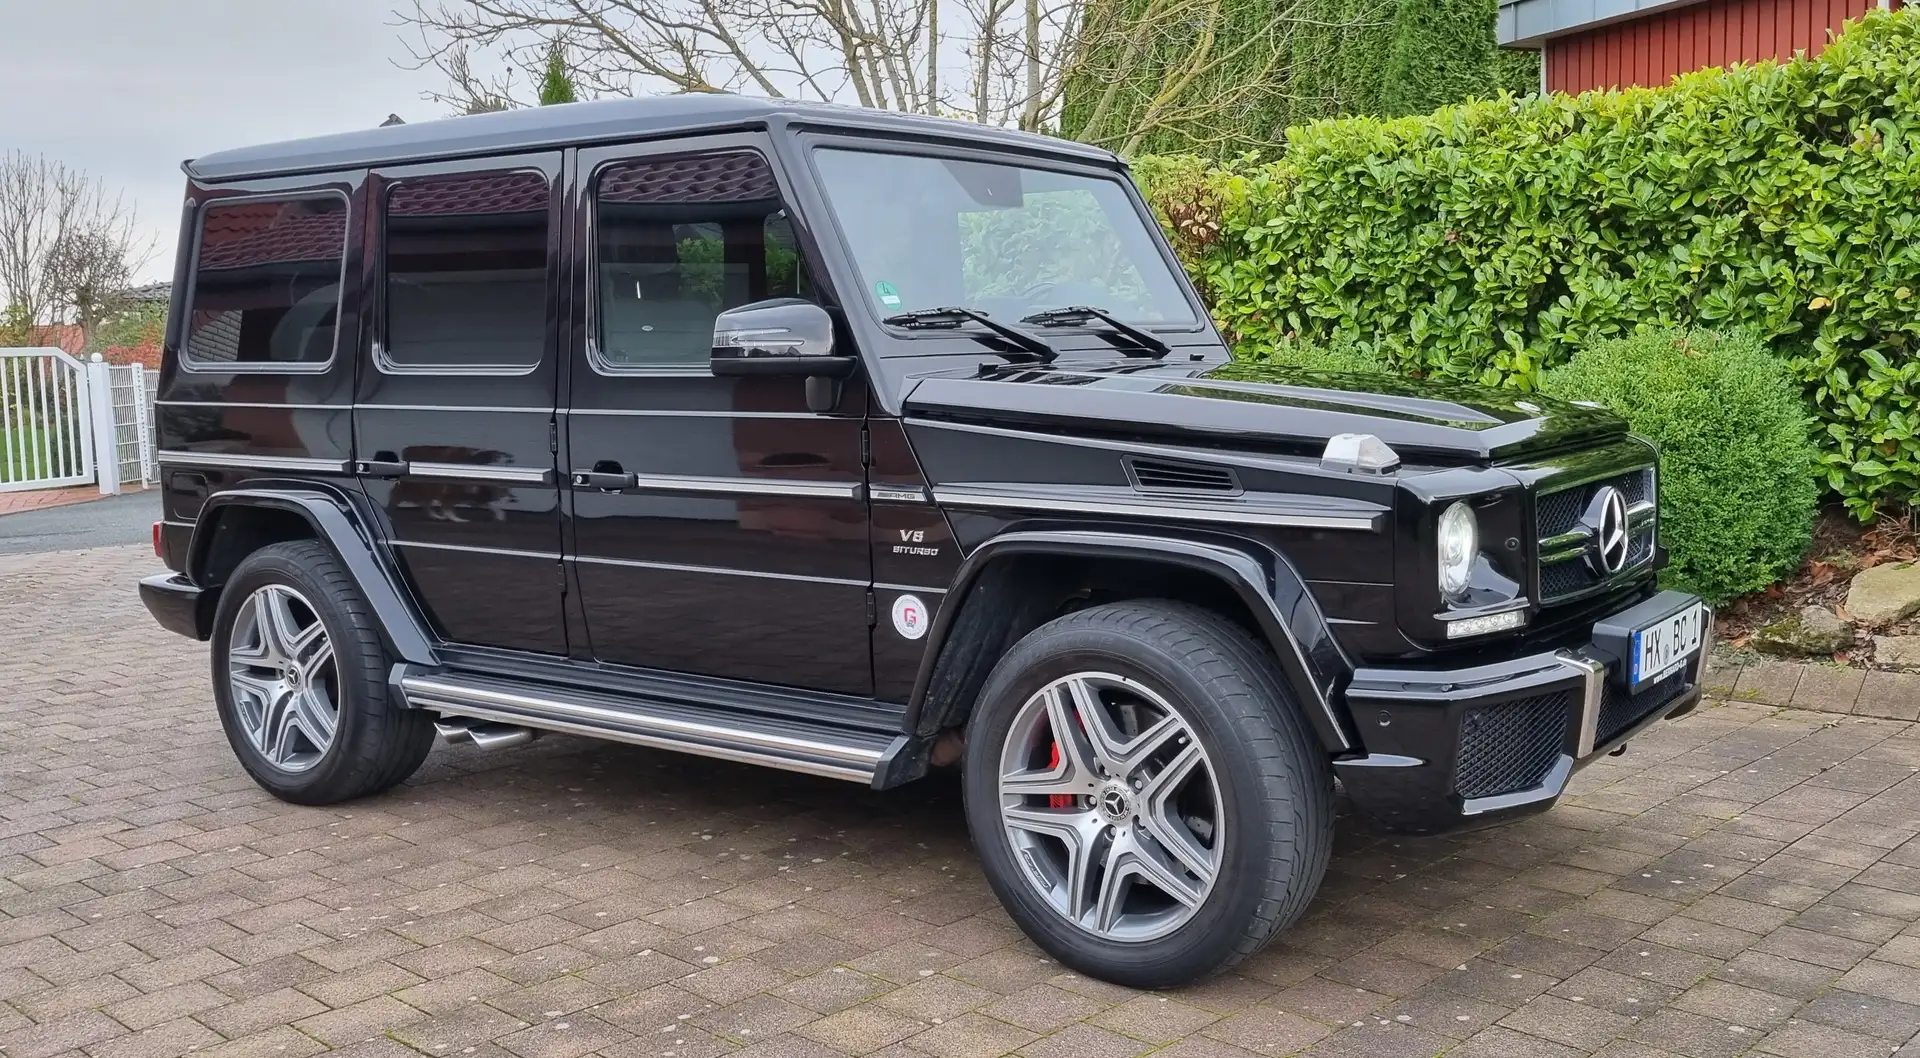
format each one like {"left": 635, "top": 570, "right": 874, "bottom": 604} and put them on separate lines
{"left": 904, "top": 529, "right": 1357, "bottom": 754}
{"left": 187, "top": 487, "right": 439, "bottom": 666}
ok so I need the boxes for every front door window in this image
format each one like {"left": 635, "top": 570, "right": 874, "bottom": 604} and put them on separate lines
{"left": 593, "top": 152, "right": 818, "bottom": 371}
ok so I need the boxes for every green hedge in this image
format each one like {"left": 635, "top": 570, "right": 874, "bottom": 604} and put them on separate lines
{"left": 1060, "top": 0, "right": 1538, "bottom": 157}
{"left": 1134, "top": 10, "right": 1920, "bottom": 519}
{"left": 1540, "top": 330, "right": 1819, "bottom": 604}
{"left": 1234, "top": 333, "right": 1392, "bottom": 376}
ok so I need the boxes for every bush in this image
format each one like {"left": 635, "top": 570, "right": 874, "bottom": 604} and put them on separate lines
{"left": 1539, "top": 329, "right": 1818, "bottom": 604}
{"left": 1234, "top": 334, "right": 1392, "bottom": 376}
{"left": 1133, "top": 9, "right": 1920, "bottom": 519}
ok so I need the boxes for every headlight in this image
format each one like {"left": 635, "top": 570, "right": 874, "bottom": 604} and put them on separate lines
{"left": 1437, "top": 501, "right": 1478, "bottom": 599}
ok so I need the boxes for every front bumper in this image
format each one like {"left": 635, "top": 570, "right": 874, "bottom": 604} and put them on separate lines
{"left": 140, "top": 572, "right": 209, "bottom": 640}
{"left": 1334, "top": 590, "right": 1709, "bottom": 834}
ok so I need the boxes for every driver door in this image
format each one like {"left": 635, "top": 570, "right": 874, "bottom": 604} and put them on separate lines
{"left": 562, "top": 135, "right": 874, "bottom": 696}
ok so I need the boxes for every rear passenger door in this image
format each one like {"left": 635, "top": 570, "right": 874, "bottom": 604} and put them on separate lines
{"left": 354, "top": 155, "right": 567, "bottom": 654}
{"left": 562, "top": 135, "right": 873, "bottom": 696}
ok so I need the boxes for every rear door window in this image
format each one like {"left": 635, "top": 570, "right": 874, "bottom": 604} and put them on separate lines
{"left": 381, "top": 170, "right": 551, "bottom": 372}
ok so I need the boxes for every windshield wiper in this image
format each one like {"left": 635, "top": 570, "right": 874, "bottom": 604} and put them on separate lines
{"left": 882, "top": 306, "right": 1058, "bottom": 364}
{"left": 1021, "top": 305, "right": 1171, "bottom": 360}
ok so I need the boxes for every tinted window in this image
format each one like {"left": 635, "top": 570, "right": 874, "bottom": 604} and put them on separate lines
{"left": 185, "top": 196, "right": 347, "bottom": 367}
{"left": 384, "top": 170, "right": 551, "bottom": 370}
{"left": 594, "top": 152, "right": 813, "bottom": 369}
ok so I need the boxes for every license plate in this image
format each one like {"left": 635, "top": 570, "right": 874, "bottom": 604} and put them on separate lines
{"left": 1632, "top": 604, "right": 1705, "bottom": 686}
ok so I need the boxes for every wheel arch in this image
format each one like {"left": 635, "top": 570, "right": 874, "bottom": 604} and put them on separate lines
{"left": 186, "top": 487, "right": 439, "bottom": 666}
{"left": 900, "top": 529, "right": 1357, "bottom": 775}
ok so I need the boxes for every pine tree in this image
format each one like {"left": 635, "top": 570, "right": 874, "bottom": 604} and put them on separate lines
{"left": 538, "top": 43, "right": 578, "bottom": 105}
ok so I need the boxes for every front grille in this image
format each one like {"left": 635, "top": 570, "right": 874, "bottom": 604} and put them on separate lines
{"left": 1596, "top": 669, "right": 1689, "bottom": 746}
{"left": 1536, "top": 467, "right": 1656, "bottom": 603}
{"left": 1454, "top": 692, "right": 1570, "bottom": 799}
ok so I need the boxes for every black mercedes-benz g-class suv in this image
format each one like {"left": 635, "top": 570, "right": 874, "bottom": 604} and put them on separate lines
{"left": 139, "top": 95, "right": 1708, "bottom": 988}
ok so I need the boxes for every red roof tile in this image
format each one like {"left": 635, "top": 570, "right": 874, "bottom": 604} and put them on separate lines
{"left": 390, "top": 171, "right": 549, "bottom": 217}
{"left": 598, "top": 152, "right": 779, "bottom": 205}
{"left": 199, "top": 199, "right": 346, "bottom": 271}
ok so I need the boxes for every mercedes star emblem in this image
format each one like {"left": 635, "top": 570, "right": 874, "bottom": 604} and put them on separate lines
{"left": 1581, "top": 486, "right": 1631, "bottom": 575}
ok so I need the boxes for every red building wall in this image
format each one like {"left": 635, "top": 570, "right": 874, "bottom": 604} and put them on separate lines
{"left": 1544, "top": 0, "right": 1895, "bottom": 93}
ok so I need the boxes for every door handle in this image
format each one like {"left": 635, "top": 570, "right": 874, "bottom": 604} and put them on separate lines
{"left": 356, "top": 452, "right": 409, "bottom": 477}
{"left": 571, "top": 464, "right": 636, "bottom": 491}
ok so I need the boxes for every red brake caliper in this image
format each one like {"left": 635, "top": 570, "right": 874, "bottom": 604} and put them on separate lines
{"left": 1048, "top": 743, "right": 1073, "bottom": 808}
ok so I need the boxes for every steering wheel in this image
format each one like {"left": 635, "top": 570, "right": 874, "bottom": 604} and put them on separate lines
{"left": 1010, "top": 281, "right": 1058, "bottom": 311}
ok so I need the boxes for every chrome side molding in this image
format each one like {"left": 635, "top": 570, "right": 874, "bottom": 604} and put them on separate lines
{"left": 930, "top": 486, "right": 1382, "bottom": 531}
{"left": 624, "top": 473, "right": 862, "bottom": 500}
{"left": 155, "top": 451, "right": 352, "bottom": 474}
{"left": 406, "top": 461, "right": 552, "bottom": 486}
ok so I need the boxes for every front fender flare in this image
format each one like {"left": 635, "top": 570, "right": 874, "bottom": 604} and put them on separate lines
{"left": 187, "top": 487, "right": 439, "bottom": 667}
{"left": 905, "top": 529, "right": 1357, "bottom": 754}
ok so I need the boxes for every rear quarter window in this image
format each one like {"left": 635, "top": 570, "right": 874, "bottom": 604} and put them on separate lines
{"left": 184, "top": 195, "right": 348, "bottom": 370}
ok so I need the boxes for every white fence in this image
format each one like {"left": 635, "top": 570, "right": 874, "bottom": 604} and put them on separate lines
{"left": 0, "top": 348, "right": 95, "bottom": 493}
{"left": 0, "top": 347, "right": 157, "bottom": 495}
{"left": 108, "top": 363, "right": 157, "bottom": 489}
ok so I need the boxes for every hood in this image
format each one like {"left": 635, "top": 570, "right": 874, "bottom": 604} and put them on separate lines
{"left": 899, "top": 360, "right": 1626, "bottom": 464}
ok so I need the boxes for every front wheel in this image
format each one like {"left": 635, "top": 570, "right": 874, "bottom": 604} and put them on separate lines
{"left": 963, "top": 601, "right": 1333, "bottom": 988}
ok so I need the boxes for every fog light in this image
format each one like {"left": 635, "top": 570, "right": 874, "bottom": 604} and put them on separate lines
{"left": 1445, "top": 610, "right": 1528, "bottom": 639}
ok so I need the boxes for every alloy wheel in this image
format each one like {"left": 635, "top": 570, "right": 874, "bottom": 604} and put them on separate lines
{"left": 997, "top": 672, "right": 1223, "bottom": 942}
{"left": 226, "top": 584, "right": 339, "bottom": 773}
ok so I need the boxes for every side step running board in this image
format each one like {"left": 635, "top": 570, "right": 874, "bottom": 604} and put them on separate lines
{"left": 399, "top": 670, "right": 896, "bottom": 784}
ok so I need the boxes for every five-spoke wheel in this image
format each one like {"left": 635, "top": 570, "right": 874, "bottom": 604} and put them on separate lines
{"left": 227, "top": 584, "right": 339, "bottom": 773}
{"left": 998, "top": 672, "right": 1221, "bottom": 941}
{"left": 211, "top": 540, "right": 436, "bottom": 804}
{"left": 965, "top": 601, "right": 1333, "bottom": 988}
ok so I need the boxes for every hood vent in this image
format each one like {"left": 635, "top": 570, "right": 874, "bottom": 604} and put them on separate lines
{"left": 1125, "top": 456, "right": 1241, "bottom": 495}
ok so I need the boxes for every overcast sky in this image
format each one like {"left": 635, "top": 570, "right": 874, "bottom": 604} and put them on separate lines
{"left": 0, "top": 0, "right": 446, "bottom": 282}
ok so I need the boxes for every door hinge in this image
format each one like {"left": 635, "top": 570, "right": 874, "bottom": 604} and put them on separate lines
{"left": 865, "top": 590, "right": 877, "bottom": 627}
{"left": 556, "top": 560, "right": 568, "bottom": 596}
{"left": 860, "top": 428, "right": 871, "bottom": 467}
{"left": 549, "top": 419, "right": 559, "bottom": 453}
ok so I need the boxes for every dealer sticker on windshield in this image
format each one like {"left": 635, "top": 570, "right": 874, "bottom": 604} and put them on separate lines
{"left": 874, "top": 281, "right": 902, "bottom": 308}
{"left": 1632, "top": 604, "right": 1706, "bottom": 687}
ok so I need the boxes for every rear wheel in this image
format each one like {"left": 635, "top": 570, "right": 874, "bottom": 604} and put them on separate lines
{"left": 963, "top": 601, "right": 1333, "bottom": 988}
{"left": 210, "top": 540, "right": 435, "bottom": 805}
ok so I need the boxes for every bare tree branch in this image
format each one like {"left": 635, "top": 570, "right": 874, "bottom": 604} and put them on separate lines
{"left": 391, "top": 0, "right": 1373, "bottom": 150}
{"left": 0, "top": 152, "right": 154, "bottom": 340}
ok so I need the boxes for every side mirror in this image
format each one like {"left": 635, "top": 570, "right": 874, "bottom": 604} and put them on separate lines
{"left": 710, "top": 299, "right": 856, "bottom": 379}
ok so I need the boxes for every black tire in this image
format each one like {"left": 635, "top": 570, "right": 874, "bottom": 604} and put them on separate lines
{"left": 209, "top": 540, "right": 435, "bottom": 805}
{"left": 962, "top": 600, "right": 1333, "bottom": 988}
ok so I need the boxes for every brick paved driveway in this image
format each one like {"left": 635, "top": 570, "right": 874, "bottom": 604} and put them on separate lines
{"left": 3, "top": 545, "right": 1918, "bottom": 1058}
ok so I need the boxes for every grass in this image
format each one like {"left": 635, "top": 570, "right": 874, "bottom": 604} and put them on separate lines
{"left": 0, "top": 420, "right": 89, "bottom": 484}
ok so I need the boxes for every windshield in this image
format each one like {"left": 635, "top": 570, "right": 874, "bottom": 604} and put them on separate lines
{"left": 810, "top": 149, "right": 1198, "bottom": 331}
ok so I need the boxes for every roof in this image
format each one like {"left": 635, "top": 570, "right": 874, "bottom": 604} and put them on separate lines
{"left": 123, "top": 280, "right": 172, "bottom": 303}
{"left": 1497, "top": 0, "right": 1703, "bottom": 46}
{"left": 198, "top": 199, "right": 346, "bottom": 270}
{"left": 185, "top": 95, "right": 1117, "bottom": 183}
{"left": 31, "top": 324, "right": 85, "bottom": 356}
